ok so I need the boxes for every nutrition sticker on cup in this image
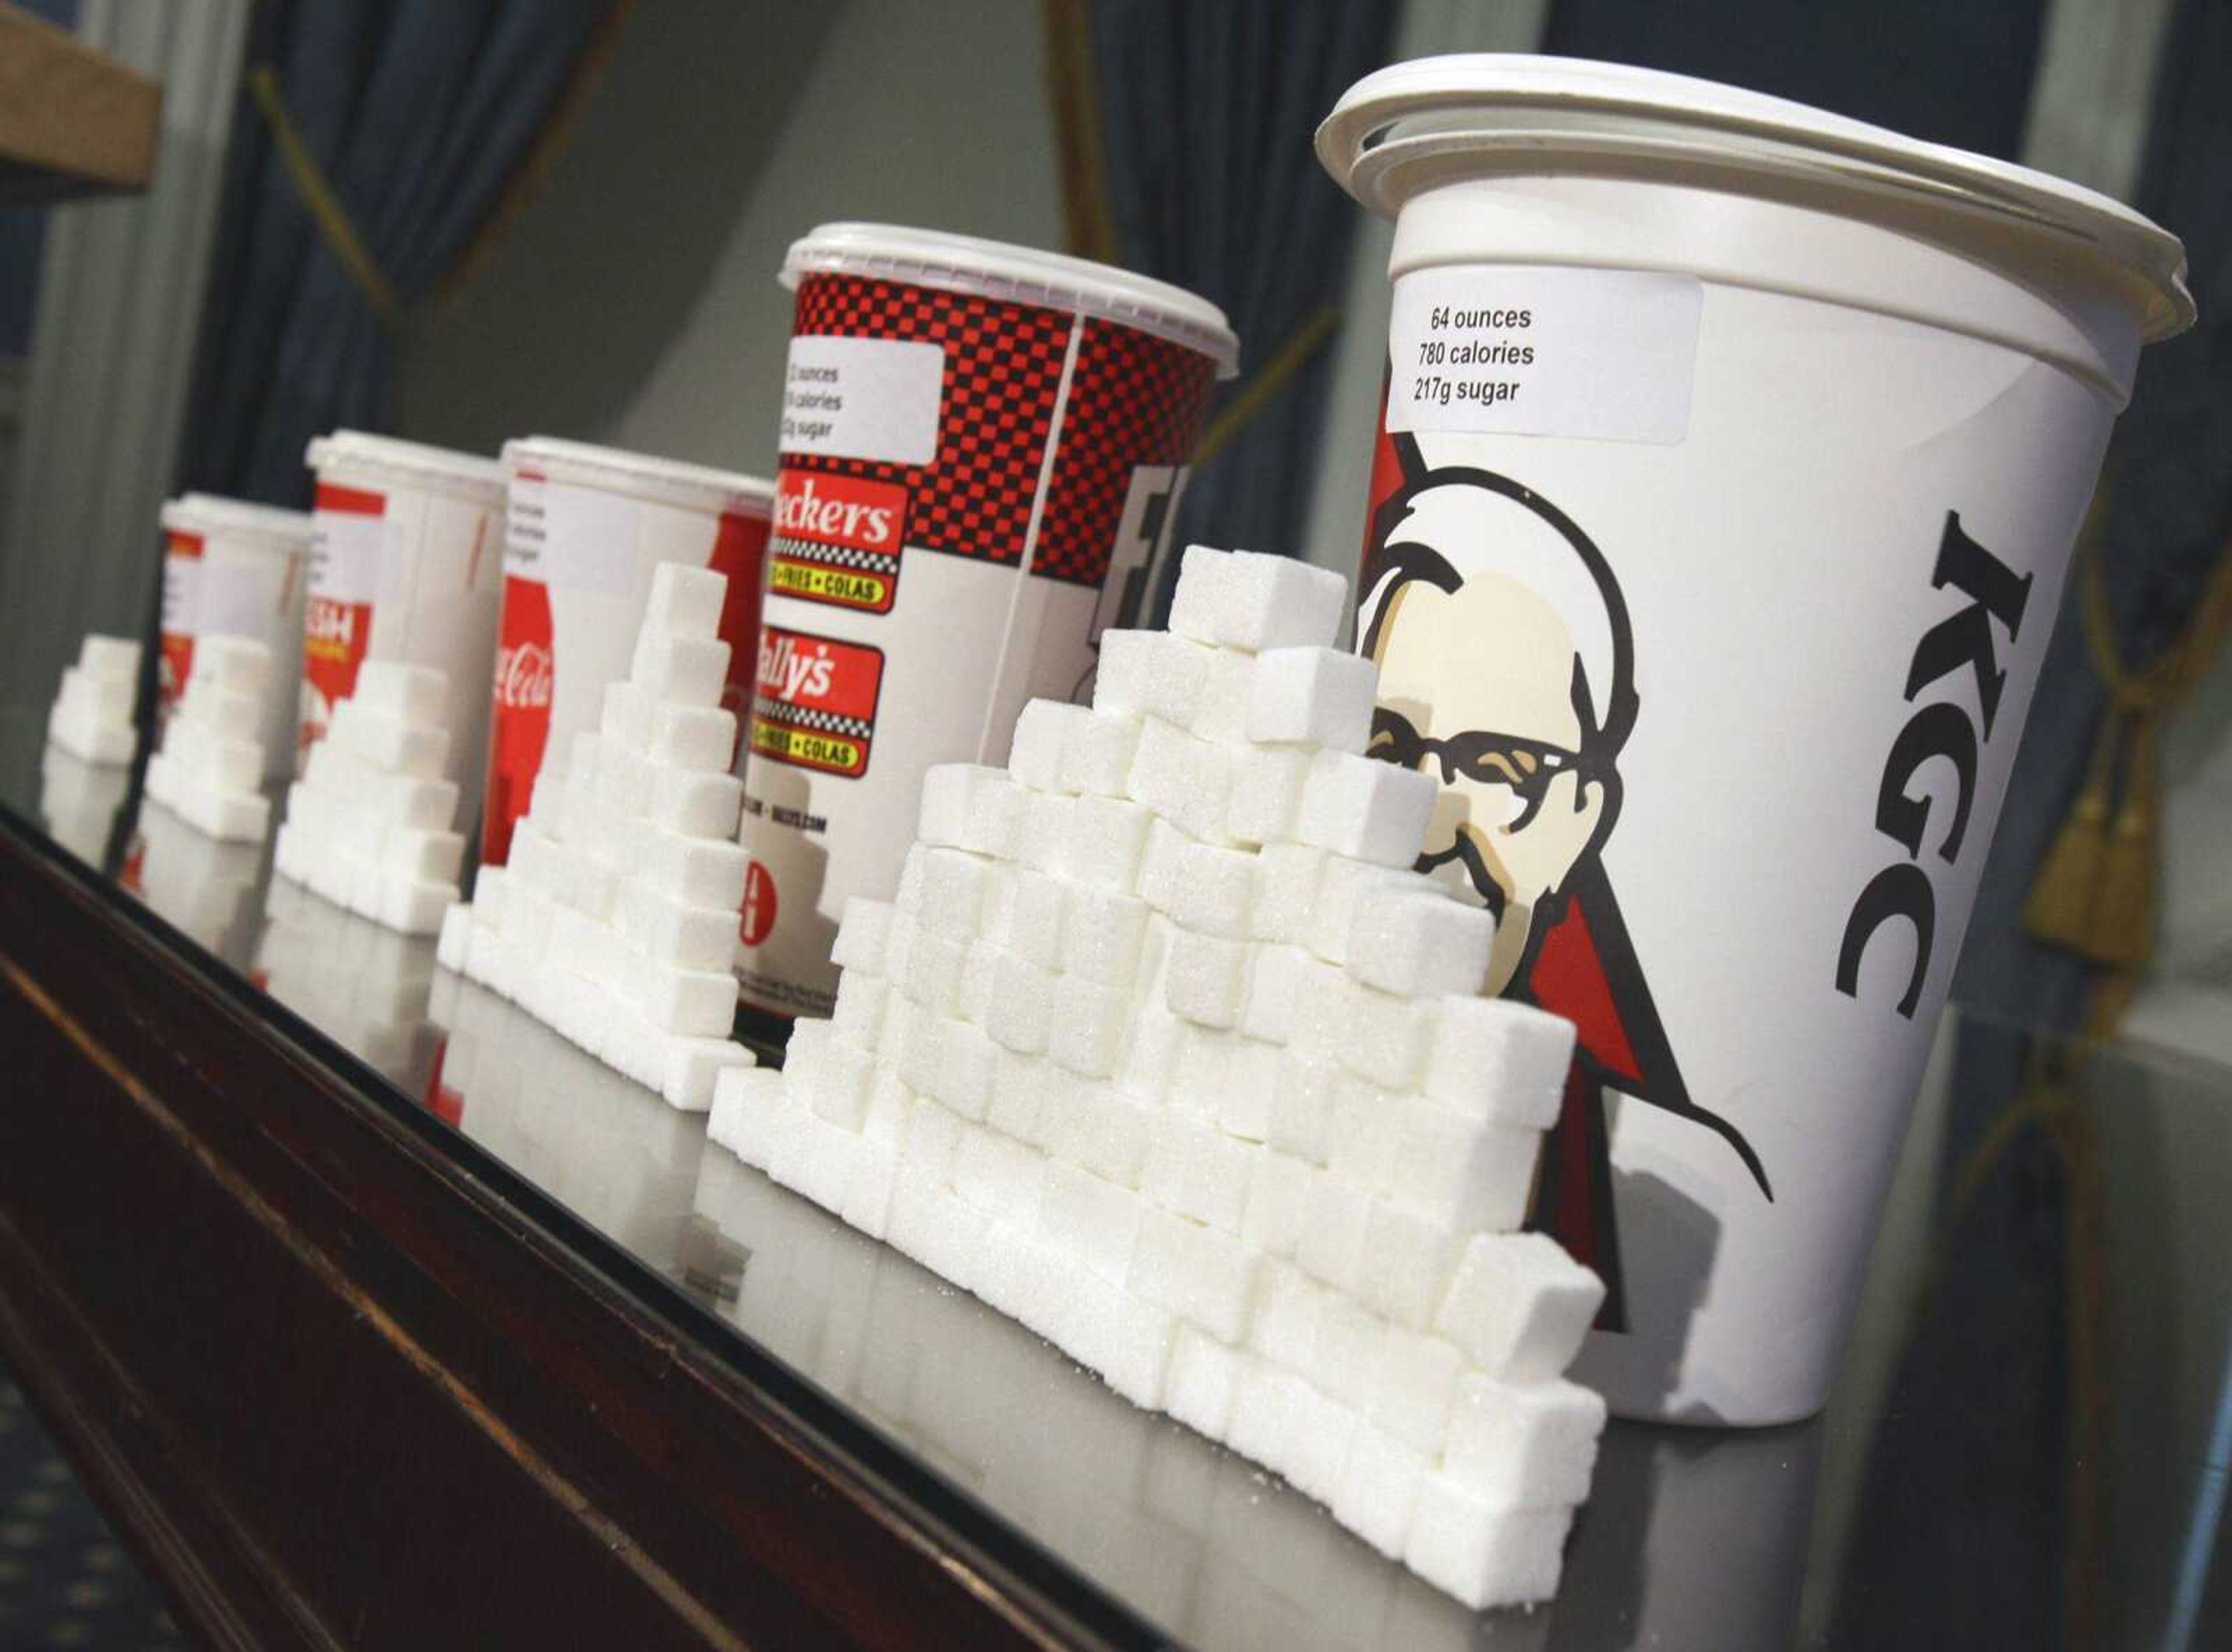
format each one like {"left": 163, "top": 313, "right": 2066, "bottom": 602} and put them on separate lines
{"left": 780, "top": 335, "right": 945, "bottom": 467}
{"left": 1386, "top": 264, "right": 1701, "bottom": 446}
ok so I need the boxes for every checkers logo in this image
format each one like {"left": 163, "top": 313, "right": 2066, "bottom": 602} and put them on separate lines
{"left": 751, "top": 624, "right": 883, "bottom": 779}
{"left": 770, "top": 469, "right": 907, "bottom": 614}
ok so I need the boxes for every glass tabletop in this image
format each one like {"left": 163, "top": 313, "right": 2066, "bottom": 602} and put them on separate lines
{"left": 8, "top": 705, "right": 2228, "bottom": 1650}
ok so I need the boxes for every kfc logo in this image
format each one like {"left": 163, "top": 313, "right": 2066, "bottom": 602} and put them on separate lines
{"left": 1360, "top": 447, "right": 1772, "bottom": 1329}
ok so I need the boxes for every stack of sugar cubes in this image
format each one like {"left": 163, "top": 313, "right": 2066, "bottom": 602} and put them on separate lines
{"left": 273, "top": 661, "right": 466, "bottom": 934}
{"left": 144, "top": 636, "right": 274, "bottom": 841}
{"left": 709, "top": 546, "right": 1608, "bottom": 1610}
{"left": 45, "top": 635, "right": 141, "bottom": 765}
{"left": 438, "top": 561, "right": 759, "bottom": 1113}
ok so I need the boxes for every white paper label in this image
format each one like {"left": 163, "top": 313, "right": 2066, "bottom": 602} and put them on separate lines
{"left": 161, "top": 553, "right": 202, "bottom": 637}
{"left": 779, "top": 335, "right": 945, "bottom": 466}
{"left": 1386, "top": 265, "right": 1701, "bottom": 445}
{"left": 198, "top": 559, "right": 273, "bottom": 637}
{"left": 505, "top": 477, "right": 639, "bottom": 593}
{"left": 309, "top": 509, "right": 388, "bottom": 604}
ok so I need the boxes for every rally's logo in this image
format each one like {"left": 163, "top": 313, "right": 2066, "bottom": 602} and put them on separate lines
{"left": 749, "top": 624, "right": 884, "bottom": 779}
{"left": 1360, "top": 436, "right": 1772, "bottom": 1332}
{"left": 768, "top": 469, "right": 908, "bottom": 614}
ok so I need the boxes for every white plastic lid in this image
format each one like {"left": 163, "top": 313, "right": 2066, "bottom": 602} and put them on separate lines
{"left": 1317, "top": 55, "right": 2194, "bottom": 341}
{"left": 501, "top": 436, "right": 776, "bottom": 519}
{"left": 781, "top": 222, "right": 1242, "bottom": 377}
{"left": 158, "top": 492, "right": 315, "bottom": 548}
{"left": 305, "top": 429, "right": 506, "bottom": 505}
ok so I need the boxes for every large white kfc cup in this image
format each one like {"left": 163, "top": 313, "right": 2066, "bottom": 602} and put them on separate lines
{"left": 156, "top": 493, "right": 314, "bottom": 781}
{"left": 1317, "top": 57, "right": 2192, "bottom": 1424}
{"left": 301, "top": 431, "right": 506, "bottom": 799}
{"left": 736, "top": 224, "right": 1236, "bottom": 1018}
{"left": 482, "top": 437, "right": 775, "bottom": 866}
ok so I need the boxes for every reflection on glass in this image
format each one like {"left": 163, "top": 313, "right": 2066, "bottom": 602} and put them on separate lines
{"left": 125, "top": 796, "right": 267, "bottom": 972}
{"left": 431, "top": 967, "right": 702, "bottom": 1265}
{"left": 38, "top": 742, "right": 130, "bottom": 866}
{"left": 257, "top": 875, "right": 441, "bottom": 1096}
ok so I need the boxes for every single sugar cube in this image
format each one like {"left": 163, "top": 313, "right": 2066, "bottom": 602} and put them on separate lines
{"left": 630, "top": 629, "right": 729, "bottom": 708}
{"left": 1018, "top": 791, "right": 1076, "bottom": 877}
{"left": 1185, "top": 647, "right": 1258, "bottom": 747}
{"left": 958, "top": 938, "right": 998, "bottom": 1025}
{"left": 1296, "top": 1168, "right": 1372, "bottom": 1295}
{"left": 1423, "top": 997, "right": 1576, "bottom": 1129}
{"left": 1240, "top": 942, "right": 1316, "bottom": 1045}
{"left": 1356, "top": 1200, "right": 1461, "bottom": 1332}
{"left": 952, "top": 1124, "right": 1046, "bottom": 1227}
{"left": 1433, "top": 1232, "right": 1605, "bottom": 1379}
{"left": 983, "top": 953, "right": 1054, "bottom": 1054}
{"left": 1163, "top": 929, "right": 1250, "bottom": 1029}
{"left": 1238, "top": 1147, "right": 1314, "bottom": 1260}
{"left": 915, "top": 846, "right": 990, "bottom": 942}
{"left": 901, "top": 928, "right": 965, "bottom": 1018}
{"left": 1089, "top": 629, "right": 1154, "bottom": 717}
{"left": 1247, "top": 1257, "right": 1329, "bottom": 1371}
{"left": 1267, "top": 1052, "right": 1340, "bottom": 1164}
{"left": 830, "top": 970, "right": 889, "bottom": 1047}
{"left": 600, "top": 679, "right": 654, "bottom": 749}
{"left": 919, "top": 761, "right": 1021, "bottom": 856}
{"left": 1139, "top": 1113, "right": 1253, "bottom": 1234}
{"left": 1164, "top": 1024, "right": 1228, "bottom": 1124}
{"left": 1404, "top": 1477, "right": 1575, "bottom": 1610}
{"left": 650, "top": 766, "right": 744, "bottom": 839}
{"left": 842, "top": 1139, "right": 900, "bottom": 1239}
{"left": 830, "top": 896, "right": 896, "bottom": 977}
{"left": 862, "top": 1068, "right": 913, "bottom": 1148}
{"left": 810, "top": 1038, "right": 875, "bottom": 1131}
{"left": 985, "top": 1047, "right": 1045, "bottom": 1145}
{"left": 1325, "top": 1073, "right": 1403, "bottom": 1193}
{"left": 1165, "top": 1325, "right": 1247, "bottom": 1441}
{"left": 1296, "top": 750, "right": 1437, "bottom": 868}
{"left": 1443, "top": 1375, "right": 1607, "bottom": 1510}
{"left": 1160, "top": 836, "right": 1254, "bottom": 938}
{"left": 1047, "top": 974, "right": 1128, "bottom": 1078}
{"left": 1331, "top": 974, "right": 1432, "bottom": 1089}
{"left": 1036, "top": 1159, "right": 1143, "bottom": 1286}
{"left": 641, "top": 964, "right": 739, "bottom": 1038}
{"left": 957, "top": 773, "right": 1025, "bottom": 859}
{"left": 1217, "top": 1038, "right": 1279, "bottom": 1142}
{"left": 1060, "top": 884, "right": 1149, "bottom": 986}
{"left": 902, "top": 1095, "right": 966, "bottom": 1186}
{"left": 77, "top": 635, "right": 141, "bottom": 681}
{"left": 1058, "top": 710, "right": 1143, "bottom": 798}
{"left": 1203, "top": 549, "right": 1348, "bottom": 653}
{"left": 1307, "top": 858, "right": 1426, "bottom": 966}
{"left": 1129, "top": 1206, "right": 1256, "bottom": 1345}
{"left": 1044, "top": 1079, "right": 1151, "bottom": 1186}
{"left": 1094, "top": 628, "right": 1211, "bottom": 726}
{"left": 1115, "top": 1005, "right": 1184, "bottom": 1102}
{"left": 1388, "top": 1104, "right": 1541, "bottom": 1233}
{"left": 353, "top": 660, "right": 450, "bottom": 727}
{"left": 1365, "top": 1324, "right": 1464, "bottom": 1455}
{"left": 1005, "top": 867, "right": 1065, "bottom": 970}
{"left": 1068, "top": 794, "right": 1153, "bottom": 892}
{"left": 1334, "top": 1422, "right": 1433, "bottom": 1561}
{"left": 1165, "top": 545, "right": 1233, "bottom": 644}
{"left": 1135, "top": 817, "right": 1188, "bottom": 913}
{"left": 1246, "top": 645, "right": 1377, "bottom": 752}
{"left": 1226, "top": 745, "right": 1311, "bottom": 847}
{"left": 1124, "top": 717, "right": 1235, "bottom": 847}
{"left": 931, "top": 1018, "right": 999, "bottom": 1121}
{"left": 1312, "top": 1289, "right": 1390, "bottom": 1413}
{"left": 642, "top": 560, "right": 727, "bottom": 641}
{"left": 648, "top": 831, "right": 748, "bottom": 911}
{"left": 1347, "top": 892, "right": 1490, "bottom": 1002}
{"left": 1006, "top": 699, "right": 1089, "bottom": 794}
{"left": 1249, "top": 842, "right": 1330, "bottom": 946}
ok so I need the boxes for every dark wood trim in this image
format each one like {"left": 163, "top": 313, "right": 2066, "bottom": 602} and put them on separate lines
{"left": 0, "top": 814, "right": 1158, "bottom": 1649}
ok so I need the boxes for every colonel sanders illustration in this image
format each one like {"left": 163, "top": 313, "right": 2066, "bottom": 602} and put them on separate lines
{"left": 1360, "top": 450, "right": 1772, "bottom": 1329}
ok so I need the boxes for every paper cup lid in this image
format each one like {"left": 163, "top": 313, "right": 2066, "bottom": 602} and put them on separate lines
{"left": 501, "top": 436, "right": 776, "bottom": 519}
{"left": 305, "top": 429, "right": 506, "bottom": 505}
{"left": 1317, "top": 55, "right": 2194, "bottom": 342}
{"left": 158, "top": 492, "right": 315, "bottom": 548}
{"left": 781, "top": 222, "right": 1242, "bottom": 377}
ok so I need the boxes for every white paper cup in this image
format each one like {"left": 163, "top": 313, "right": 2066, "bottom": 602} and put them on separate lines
{"left": 301, "top": 431, "right": 507, "bottom": 806}
{"left": 1317, "top": 55, "right": 2193, "bottom": 1424}
{"left": 735, "top": 223, "right": 1236, "bottom": 1019}
{"left": 156, "top": 492, "right": 314, "bottom": 782}
{"left": 481, "top": 437, "right": 776, "bottom": 866}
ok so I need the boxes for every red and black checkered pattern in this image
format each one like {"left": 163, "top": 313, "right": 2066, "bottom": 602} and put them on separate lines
{"left": 786, "top": 274, "right": 1071, "bottom": 566}
{"left": 1031, "top": 319, "right": 1219, "bottom": 586}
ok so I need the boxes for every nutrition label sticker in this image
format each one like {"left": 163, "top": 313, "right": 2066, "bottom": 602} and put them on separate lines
{"left": 780, "top": 335, "right": 944, "bottom": 466}
{"left": 1386, "top": 264, "right": 1701, "bottom": 446}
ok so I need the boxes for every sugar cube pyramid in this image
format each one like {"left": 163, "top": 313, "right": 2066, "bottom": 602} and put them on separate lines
{"left": 709, "top": 545, "right": 1607, "bottom": 1610}
{"left": 440, "top": 561, "right": 757, "bottom": 1113}
{"left": 45, "top": 634, "right": 141, "bottom": 766}
{"left": 144, "top": 635, "right": 274, "bottom": 841}
{"left": 274, "top": 660, "right": 467, "bottom": 934}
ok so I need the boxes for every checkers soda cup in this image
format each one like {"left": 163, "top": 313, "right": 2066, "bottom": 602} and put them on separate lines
{"left": 301, "top": 431, "right": 506, "bottom": 803}
{"left": 156, "top": 492, "right": 314, "bottom": 782}
{"left": 736, "top": 224, "right": 1237, "bottom": 1018}
{"left": 1317, "top": 55, "right": 2193, "bottom": 1423}
{"left": 482, "top": 437, "right": 775, "bottom": 867}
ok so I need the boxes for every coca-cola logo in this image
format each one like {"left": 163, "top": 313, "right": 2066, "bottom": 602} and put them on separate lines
{"left": 495, "top": 641, "right": 553, "bottom": 709}
{"left": 774, "top": 470, "right": 906, "bottom": 553}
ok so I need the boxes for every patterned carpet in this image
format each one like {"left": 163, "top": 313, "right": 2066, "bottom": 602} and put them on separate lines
{"left": 0, "top": 1376, "right": 185, "bottom": 1651}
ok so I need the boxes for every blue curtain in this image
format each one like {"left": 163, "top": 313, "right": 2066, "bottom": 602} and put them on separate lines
{"left": 1083, "top": 0, "right": 1397, "bottom": 612}
{"left": 180, "top": 0, "right": 613, "bottom": 507}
